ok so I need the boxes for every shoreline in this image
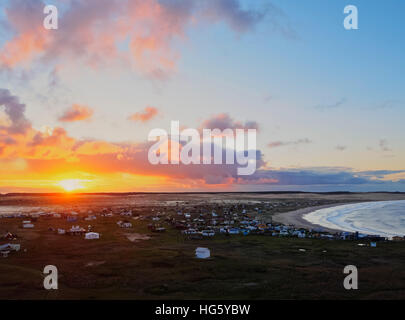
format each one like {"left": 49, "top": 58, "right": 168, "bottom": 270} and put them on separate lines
{"left": 272, "top": 203, "right": 353, "bottom": 234}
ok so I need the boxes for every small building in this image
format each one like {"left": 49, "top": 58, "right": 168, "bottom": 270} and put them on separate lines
{"left": 85, "top": 215, "right": 97, "bottom": 221}
{"left": 23, "top": 223, "right": 34, "bottom": 228}
{"left": 67, "top": 216, "right": 77, "bottom": 222}
{"left": 85, "top": 232, "right": 100, "bottom": 240}
{"left": 121, "top": 222, "right": 132, "bottom": 228}
{"left": 67, "top": 226, "right": 86, "bottom": 235}
{"left": 2, "top": 232, "right": 17, "bottom": 240}
{"left": 195, "top": 247, "right": 210, "bottom": 259}
{"left": 0, "top": 243, "right": 20, "bottom": 252}
{"left": 121, "top": 211, "right": 132, "bottom": 217}
{"left": 202, "top": 230, "right": 215, "bottom": 237}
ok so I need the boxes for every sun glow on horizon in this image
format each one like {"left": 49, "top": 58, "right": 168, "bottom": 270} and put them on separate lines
{"left": 58, "top": 179, "right": 87, "bottom": 192}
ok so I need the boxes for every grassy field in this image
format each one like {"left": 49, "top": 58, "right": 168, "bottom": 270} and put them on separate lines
{"left": 1, "top": 193, "right": 405, "bottom": 300}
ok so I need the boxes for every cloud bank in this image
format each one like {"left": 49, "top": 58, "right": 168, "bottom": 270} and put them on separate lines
{"left": 0, "top": 0, "right": 288, "bottom": 78}
{"left": 1, "top": 89, "right": 405, "bottom": 192}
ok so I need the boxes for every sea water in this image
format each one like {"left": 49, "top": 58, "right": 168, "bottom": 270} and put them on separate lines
{"left": 303, "top": 200, "right": 405, "bottom": 238}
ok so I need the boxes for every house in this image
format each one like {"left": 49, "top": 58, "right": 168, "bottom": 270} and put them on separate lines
{"left": 2, "top": 232, "right": 17, "bottom": 240}
{"left": 84, "top": 215, "right": 97, "bottom": 221}
{"left": 279, "top": 230, "right": 289, "bottom": 236}
{"left": 202, "top": 230, "right": 215, "bottom": 237}
{"left": 85, "top": 232, "right": 100, "bottom": 240}
{"left": 195, "top": 247, "right": 210, "bottom": 259}
{"left": 219, "top": 227, "right": 228, "bottom": 233}
{"left": 0, "top": 243, "right": 20, "bottom": 252}
{"left": 67, "top": 226, "right": 86, "bottom": 235}
{"left": 121, "top": 222, "right": 132, "bottom": 228}
{"left": 392, "top": 236, "right": 405, "bottom": 241}
{"left": 121, "top": 211, "right": 132, "bottom": 217}
{"left": 23, "top": 223, "right": 34, "bottom": 228}
{"left": 182, "top": 228, "right": 198, "bottom": 235}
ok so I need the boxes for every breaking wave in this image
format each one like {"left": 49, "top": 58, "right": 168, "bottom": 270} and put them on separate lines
{"left": 303, "top": 200, "right": 405, "bottom": 238}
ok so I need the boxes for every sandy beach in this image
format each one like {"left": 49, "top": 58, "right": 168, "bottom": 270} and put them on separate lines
{"left": 272, "top": 203, "right": 352, "bottom": 233}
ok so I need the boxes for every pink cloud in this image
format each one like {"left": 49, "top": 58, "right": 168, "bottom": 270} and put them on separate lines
{"left": 0, "top": 0, "right": 273, "bottom": 78}
{"left": 129, "top": 106, "right": 159, "bottom": 123}
{"left": 58, "top": 104, "right": 93, "bottom": 122}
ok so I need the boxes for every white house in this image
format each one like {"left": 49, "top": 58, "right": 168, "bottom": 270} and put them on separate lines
{"left": 85, "top": 215, "right": 97, "bottom": 221}
{"left": 0, "top": 243, "right": 20, "bottom": 252}
{"left": 121, "top": 222, "right": 132, "bottom": 228}
{"left": 202, "top": 230, "right": 215, "bottom": 237}
{"left": 85, "top": 232, "right": 100, "bottom": 240}
{"left": 195, "top": 247, "right": 210, "bottom": 259}
{"left": 121, "top": 211, "right": 132, "bottom": 217}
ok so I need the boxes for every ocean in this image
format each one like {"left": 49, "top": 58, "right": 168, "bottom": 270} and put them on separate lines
{"left": 303, "top": 200, "right": 405, "bottom": 238}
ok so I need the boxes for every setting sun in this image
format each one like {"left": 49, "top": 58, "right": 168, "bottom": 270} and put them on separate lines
{"left": 58, "top": 179, "right": 86, "bottom": 192}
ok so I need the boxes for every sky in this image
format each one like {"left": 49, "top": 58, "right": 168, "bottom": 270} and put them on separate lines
{"left": 0, "top": 0, "right": 405, "bottom": 193}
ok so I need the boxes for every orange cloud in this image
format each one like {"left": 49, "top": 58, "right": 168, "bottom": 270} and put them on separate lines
{"left": 58, "top": 104, "right": 93, "bottom": 122}
{"left": 0, "top": 28, "right": 48, "bottom": 67}
{"left": 129, "top": 106, "right": 159, "bottom": 123}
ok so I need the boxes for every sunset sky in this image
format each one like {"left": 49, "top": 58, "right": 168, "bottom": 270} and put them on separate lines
{"left": 1, "top": 0, "right": 405, "bottom": 193}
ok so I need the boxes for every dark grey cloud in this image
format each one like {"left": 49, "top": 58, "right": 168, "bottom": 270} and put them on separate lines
{"left": 0, "top": 88, "right": 31, "bottom": 134}
{"left": 200, "top": 0, "right": 267, "bottom": 33}
{"left": 237, "top": 168, "right": 405, "bottom": 187}
{"left": 379, "top": 139, "right": 391, "bottom": 152}
{"left": 268, "top": 138, "right": 311, "bottom": 148}
{"left": 359, "top": 170, "right": 405, "bottom": 179}
{"left": 201, "top": 113, "right": 259, "bottom": 131}
{"left": 336, "top": 145, "right": 347, "bottom": 151}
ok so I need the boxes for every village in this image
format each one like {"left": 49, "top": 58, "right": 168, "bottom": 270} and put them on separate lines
{"left": 1, "top": 198, "right": 404, "bottom": 259}
{"left": 0, "top": 192, "right": 405, "bottom": 299}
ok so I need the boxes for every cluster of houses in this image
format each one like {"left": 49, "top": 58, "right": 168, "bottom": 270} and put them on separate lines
{"left": 153, "top": 204, "right": 396, "bottom": 242}
{"left": 1, "top": 201, "right": 405, "bottom": 251}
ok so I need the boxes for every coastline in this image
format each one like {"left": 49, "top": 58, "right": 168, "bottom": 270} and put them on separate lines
{"left": 272, "top": 203, "right": 353, "bottom": 234}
